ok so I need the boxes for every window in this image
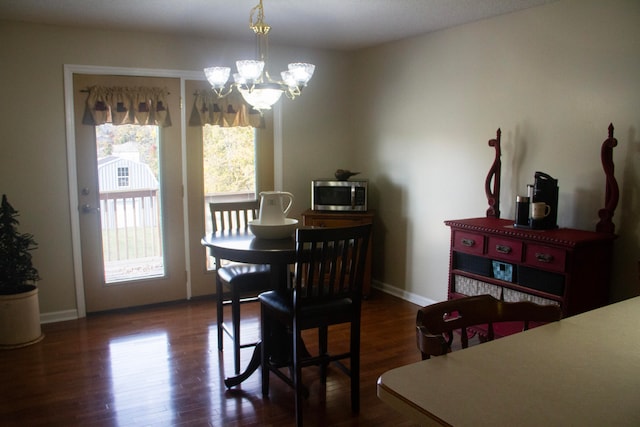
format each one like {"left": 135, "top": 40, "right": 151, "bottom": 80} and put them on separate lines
{"left": 203, "top": 125, "right": 256, "bottom": 203}
{"left": 117, "top": 167, "right": 130, "bottom": 187}
{"left": 203, "top": 125, "right": 256, "bottom": 270}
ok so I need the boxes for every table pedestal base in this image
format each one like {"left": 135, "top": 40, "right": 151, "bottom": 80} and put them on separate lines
{"left": 224, "top": 342, "right": 263, "bottom": 388}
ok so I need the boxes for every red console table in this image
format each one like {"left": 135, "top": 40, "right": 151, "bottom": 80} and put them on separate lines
{"left": 445, "top": 217, "right": 615, "bottom": 321}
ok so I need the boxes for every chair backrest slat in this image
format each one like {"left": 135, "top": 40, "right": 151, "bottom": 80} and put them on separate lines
{"left": 209, "top": 200, "right": 260, "bottom": 233}
{"left": 294, "top": 224, "right": 371, "bottom": 305}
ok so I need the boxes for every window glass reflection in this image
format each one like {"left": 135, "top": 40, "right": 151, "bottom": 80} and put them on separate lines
{"left": 109, "top": 332, "right": 174, "bottom": 425}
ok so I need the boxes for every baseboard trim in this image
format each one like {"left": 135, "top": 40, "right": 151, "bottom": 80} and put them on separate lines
{"left": 41, "top": 282, "right": 437, "bottom": 324}
{"left": 372, "top": 280, "right": 436, "bottom": 307}
{"left": 40, "top": 309, "right": 79, "bottom": 324}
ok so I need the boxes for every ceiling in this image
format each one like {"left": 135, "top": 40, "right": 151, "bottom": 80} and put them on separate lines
{"left": 0, "top": 0, "right": 556, "bottom": 51}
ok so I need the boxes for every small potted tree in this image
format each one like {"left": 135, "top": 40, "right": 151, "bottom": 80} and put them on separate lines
{"left": 0, "top": 194, "right": 43, "bottom": 348}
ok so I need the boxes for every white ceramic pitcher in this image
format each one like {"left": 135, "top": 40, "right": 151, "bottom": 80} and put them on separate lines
{"left": 258, "top": 191, "right": 294, "bottom": 225}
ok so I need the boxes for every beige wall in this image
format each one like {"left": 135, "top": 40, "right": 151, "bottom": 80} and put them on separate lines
{"left": 0, "top": 21, "right": 352, "bottom": 317}
{"left": 353, "top": 0, "right": 640, "bottom": 304}
{"left": 1, "top": 0, "right": 639, "bottom": 319}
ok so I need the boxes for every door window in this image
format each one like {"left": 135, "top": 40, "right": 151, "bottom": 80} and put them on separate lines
{"left": 73, "top": 73, "right": 185, "bottom": 312}
{"left": 96, "top": 124, "right": 165, "bottom": 283}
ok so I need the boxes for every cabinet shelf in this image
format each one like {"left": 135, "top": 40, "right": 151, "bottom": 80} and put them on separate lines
{"left": 451, "top": 269, "right": 563, "bottom": 303}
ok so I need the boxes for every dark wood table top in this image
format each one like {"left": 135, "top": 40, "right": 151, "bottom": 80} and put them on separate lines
{"left": 201, "top": 231, "right": 296, "bottom": 266}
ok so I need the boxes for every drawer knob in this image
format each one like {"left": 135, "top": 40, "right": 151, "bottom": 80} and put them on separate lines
{"left": 461, "top": 238, "right": 475, "bottom": 247}
{"left": 496, "top": 244, "right": 512, "bottom": 254}
{"left": 535, "top": 252, "right": 554, "bottom": 263}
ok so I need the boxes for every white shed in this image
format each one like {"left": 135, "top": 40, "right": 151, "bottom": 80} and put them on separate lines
{"left": 97, "top": 156, "right": 160, "bottom": 231}
{"left": 97, "top": 155, "right": 158, "bottom": 192}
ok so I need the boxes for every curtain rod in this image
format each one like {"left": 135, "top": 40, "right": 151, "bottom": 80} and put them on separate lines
{"left": 79, "top": 88, "right": 170, "bottom": 94}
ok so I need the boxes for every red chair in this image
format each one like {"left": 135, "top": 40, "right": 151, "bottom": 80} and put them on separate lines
{"left": 416, "top": 294, "right": 562, "bottom": 359}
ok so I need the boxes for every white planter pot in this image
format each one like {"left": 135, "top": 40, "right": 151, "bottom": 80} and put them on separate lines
{"left": 0, "top": 286, "right": 44, "bottom": 349}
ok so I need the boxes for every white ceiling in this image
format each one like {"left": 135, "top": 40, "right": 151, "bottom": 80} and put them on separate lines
{"left": 0, "top": 0, "right": 556, "bottom": 51}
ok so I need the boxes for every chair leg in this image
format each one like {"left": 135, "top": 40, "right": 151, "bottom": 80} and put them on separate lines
{"left": 260, "top": 304, "right": 270, "bottom": 397}
{"left": 350, "top": 320, "right": 360, "bottom": 413}
{"left": 293, "top": 322, "right": 304, "bottom": 427}
{"left": 232, "top": 286, "right": 241, "bottom": 375}
{"left": 319, "top": 325, "right": 328, "bottom": 384}
{"left": 216, "top": 273, "right": 224, "bottom": 352}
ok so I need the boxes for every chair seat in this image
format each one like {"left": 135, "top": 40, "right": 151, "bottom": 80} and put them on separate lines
{"left": 259, "top": 290, "right": 354, "bottom": 327}
{"left": 218, "top": 264, "right": 270, "bottom": 291}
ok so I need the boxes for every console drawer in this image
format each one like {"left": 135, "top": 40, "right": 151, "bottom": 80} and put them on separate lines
{"left": 452, "top": 231, "right": 485, "bottom": 255}
{"left": 524, "top": 244, "right": 566, "bottom": 273}
{"left": 487, "top": 237, "right": 523, "bottom": 263}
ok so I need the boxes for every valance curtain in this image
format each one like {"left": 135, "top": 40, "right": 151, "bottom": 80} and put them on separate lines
{"left": 188, "top": 90, "right": 264, "bottom": 129}
{"left": 82, "top": 86, "right": 172, "bottom": 127}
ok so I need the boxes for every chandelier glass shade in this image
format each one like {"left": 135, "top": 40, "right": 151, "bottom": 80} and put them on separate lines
{"left": 204, "top": 0, "right": 315, "bottom": 113}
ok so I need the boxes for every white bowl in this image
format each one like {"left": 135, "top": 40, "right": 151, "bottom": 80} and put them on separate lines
{"left": 248, "top": 218, "right": 298, "bottom": 239}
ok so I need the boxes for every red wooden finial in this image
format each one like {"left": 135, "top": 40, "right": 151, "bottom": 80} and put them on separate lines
{"left": 596, "top": 123, "right": 618, "bottom": 234}
{"left": 485, "top": 128, "right": 501, "bottom": 218}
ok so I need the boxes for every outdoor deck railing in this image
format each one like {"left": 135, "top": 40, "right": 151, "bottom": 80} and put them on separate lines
{"left": 100, "top": 190, "right": 161, "bottom": 261}
{"left": 98, "top": 190, "right": 256, "bottom": 263}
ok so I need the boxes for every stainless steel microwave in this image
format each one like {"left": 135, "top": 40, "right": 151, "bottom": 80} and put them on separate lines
{"left": 311, "top": 180, "right": 368, "bottom": 211}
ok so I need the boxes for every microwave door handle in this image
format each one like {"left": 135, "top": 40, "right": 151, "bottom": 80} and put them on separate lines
{"left": 351, "top": 186, "right": 355, "bottom": 209}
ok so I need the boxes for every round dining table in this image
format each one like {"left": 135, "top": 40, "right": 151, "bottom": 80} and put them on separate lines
{"left": 201, "top": 230, "right": 296, "bottom": 387}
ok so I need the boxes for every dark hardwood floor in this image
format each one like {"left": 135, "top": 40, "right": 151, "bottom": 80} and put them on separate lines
{"left": 0, "top": 290, "right": 422, "bottom": 426}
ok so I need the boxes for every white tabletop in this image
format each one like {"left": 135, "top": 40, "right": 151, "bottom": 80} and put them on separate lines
{"left": 377, "top": 296, "right": 640, "bottom": 426}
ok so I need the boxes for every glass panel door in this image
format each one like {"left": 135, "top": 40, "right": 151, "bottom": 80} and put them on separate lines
{"left": 73, "top": 74, "right": 185, "bottom": 312}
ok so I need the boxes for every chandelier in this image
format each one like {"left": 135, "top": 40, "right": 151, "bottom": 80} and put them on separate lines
{"left": 204, "top": 0, "right": 315, "bottom": 113}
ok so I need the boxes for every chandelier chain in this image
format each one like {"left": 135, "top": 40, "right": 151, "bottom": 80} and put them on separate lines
{"left": 250, "top": 0, "right": 271, "bottom": 35}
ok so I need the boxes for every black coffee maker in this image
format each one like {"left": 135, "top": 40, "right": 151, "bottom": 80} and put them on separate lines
{"left": 530, "top": 171, "right": 559, "bottom": 230}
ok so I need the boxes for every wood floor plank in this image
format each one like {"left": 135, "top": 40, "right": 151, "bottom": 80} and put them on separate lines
{"left": 0, "top": 290, "right": 421, "bottom": 426}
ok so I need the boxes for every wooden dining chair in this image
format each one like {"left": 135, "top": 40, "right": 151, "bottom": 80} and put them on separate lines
{"left": 209, "top": 200, "right": 271, "bottom": 374}
{"left": 416, "top": 294, "right": 562, "bottom": 359}
{"left": 259, "top": 224, "right": 372, "bottom": 427}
